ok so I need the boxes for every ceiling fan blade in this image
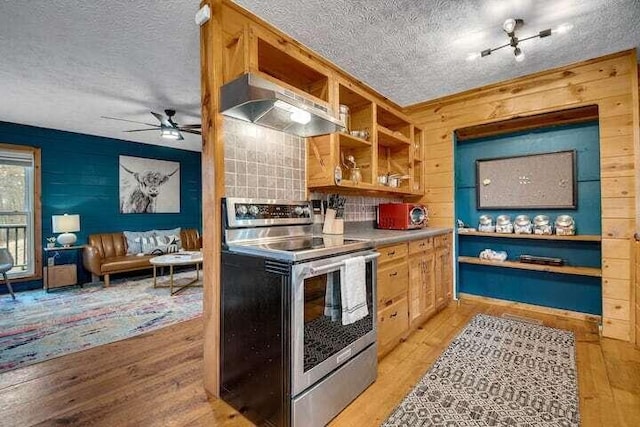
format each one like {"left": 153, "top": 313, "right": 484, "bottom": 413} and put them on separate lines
{"left": 101, "top": 116, "right": 158, "bottom": 127}
{"left": 150, "top": 111, "right": 173, "bottom": 128}
{"left": 179, "top": 128, "right": 202, "bottom": 135}
{"left": 123, "top": 128, "right": 160, "bottom": 133}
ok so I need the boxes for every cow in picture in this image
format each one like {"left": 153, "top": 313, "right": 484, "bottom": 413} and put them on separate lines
{"left": 120, "top": 164, "right": 179, "bottom": 213}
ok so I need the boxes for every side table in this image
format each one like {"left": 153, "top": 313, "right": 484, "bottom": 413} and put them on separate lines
{"left": 43, "top": 245, "right": 85, "bottom": 291}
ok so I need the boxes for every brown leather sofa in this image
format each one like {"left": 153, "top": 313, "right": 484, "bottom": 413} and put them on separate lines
{"left": 83, "top": 229, "right": 201, "bottom": 287}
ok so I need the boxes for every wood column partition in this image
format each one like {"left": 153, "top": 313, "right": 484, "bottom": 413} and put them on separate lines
{"left": 200, "top": 0, "right": 224, "bottom": 396}
{"left": 405, "top": 50, "right": 640, "bottom": 342}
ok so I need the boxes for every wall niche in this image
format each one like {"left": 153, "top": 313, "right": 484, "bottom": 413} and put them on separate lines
{"left": 454, "top": 106, "right": 603, "bottom": 315}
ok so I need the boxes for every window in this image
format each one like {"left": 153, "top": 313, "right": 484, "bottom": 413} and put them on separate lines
{"left": 0, "top": 144, "right": 41, "bottom": 279}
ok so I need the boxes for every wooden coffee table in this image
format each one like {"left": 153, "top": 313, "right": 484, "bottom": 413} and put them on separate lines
{"left": 150, "top": 252, "right": 203, "bottom": 295}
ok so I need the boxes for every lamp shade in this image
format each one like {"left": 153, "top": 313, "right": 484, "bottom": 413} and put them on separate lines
{"left": 52, "top": 214, "right": 80, "bottom": 233}
{"left": 52, "top": 214, "right": 80, "bottom": 247}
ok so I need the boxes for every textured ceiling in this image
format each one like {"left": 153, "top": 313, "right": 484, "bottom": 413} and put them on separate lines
{"left": 0, "top": 1, "right": 202, "bottom": 151}
{"left": 1, "top": 1, "right": 639, "bottom": 152}
{"left": 236, "top": 0, "right": 640, "bottom": 105}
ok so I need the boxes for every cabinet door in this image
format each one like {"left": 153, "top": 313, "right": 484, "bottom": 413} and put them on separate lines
{"left": 421, "top": 253, "right": 436, "bottom": 316}
{"left": 435, "top": 247, "right": 452, "bottom": 308}
{"left": 377, "top": 297, "right": 409, "bottom": 357}
{"left": 408, "top": 256, "right": 423, "bottom": 325}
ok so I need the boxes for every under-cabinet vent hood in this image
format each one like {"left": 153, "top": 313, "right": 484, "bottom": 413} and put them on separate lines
{"left": 220, "top": 73, "right": 344, "bottom": 137}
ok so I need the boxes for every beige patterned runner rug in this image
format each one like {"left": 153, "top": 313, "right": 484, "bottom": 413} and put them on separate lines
{"left": 383, "top": 313, "right": 579, "bottom": 426}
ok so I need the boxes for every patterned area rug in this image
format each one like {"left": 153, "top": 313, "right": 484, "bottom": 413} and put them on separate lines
{"left": 383, "top": 313, "right": 579, "bottom": 426}
{"left": 0, "top": 271, "right": 202, "bottom": 373}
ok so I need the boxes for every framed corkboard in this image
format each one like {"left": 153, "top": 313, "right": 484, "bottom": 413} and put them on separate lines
{"left": 476, "top": 150, "right": 577, "bottom": 209}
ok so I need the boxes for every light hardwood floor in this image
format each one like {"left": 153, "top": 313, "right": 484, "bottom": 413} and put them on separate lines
{"left": 1, "top": 299, "right": 638, "bottom": 426}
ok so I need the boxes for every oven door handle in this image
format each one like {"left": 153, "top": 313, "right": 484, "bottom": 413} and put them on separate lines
{"left": 307, "top": 252, "right": 380, "bottom": 276}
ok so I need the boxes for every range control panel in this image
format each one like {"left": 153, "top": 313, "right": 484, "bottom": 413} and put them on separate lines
{"left": 234, "top": 203, "right": 311, "bottom": 220}
{"left": 224, "top": 198, "right": 313, "bottom": 228}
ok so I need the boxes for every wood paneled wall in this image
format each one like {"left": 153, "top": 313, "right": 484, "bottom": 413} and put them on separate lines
{"left": 405, "top": 50, "right": 640, "bottom": 341}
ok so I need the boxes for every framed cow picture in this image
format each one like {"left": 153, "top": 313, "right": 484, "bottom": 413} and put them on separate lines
{"left": 119, "top": 155, "right": 180, "bottom": 214}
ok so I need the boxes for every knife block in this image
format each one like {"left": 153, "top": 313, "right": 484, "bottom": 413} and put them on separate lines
{"left": 322, "top": 209, "right": 344, "bottom": 235}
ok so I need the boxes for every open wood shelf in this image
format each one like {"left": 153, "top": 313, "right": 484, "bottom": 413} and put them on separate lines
{"left": 457, "top": 231, "right": 601, "bottom": 242}
{"left": 338, "top": 132, "right": 372, "bottom": 148}
{"left": 458, "top": 256, "right": 602, "bottom": 277}
{"left": 378, "top": 126, "right": 412, "bottom": 147}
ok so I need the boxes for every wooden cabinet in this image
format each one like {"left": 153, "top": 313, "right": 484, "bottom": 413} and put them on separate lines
{"left": 434, "top": 234, "right": 453, "bottom": 309}
{"left": 408, "top": 249, "right": 435, "bottom": 328}
{"left": 44, "top": 264, "right": 77, "bottom": 290}
{"left": 220, "top": 11, "right": 425, "bottom": 197}
{"left": 376, "top": 243, "right": 409, "bottom": 357}
{"left": 376, "top": 232, "right": 453, "bottom": 358}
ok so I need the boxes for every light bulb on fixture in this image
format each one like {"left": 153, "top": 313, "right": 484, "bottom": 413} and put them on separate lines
{"left": 514, "top": 47, "right": 525, "bottom": 62}
{"left": 555, "top": 23, "right": 574, "bottom": 34}
{"left": 503, "top": 18, "right": 517, "bottom": 33}
{"left": 290, "top": 109, "right": 311, "bottom": 124}
{"left": 273, "top": 100, "right": 311, "bottom": 125}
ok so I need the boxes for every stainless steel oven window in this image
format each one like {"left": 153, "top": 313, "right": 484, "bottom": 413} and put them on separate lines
{"left": 291, "top": 251, "right": 377, "bottom": 396}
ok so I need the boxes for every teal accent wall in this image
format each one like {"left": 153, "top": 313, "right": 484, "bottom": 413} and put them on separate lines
{"left": 0, "top": 121, "right": 202, "bottom": 292}
{"left": 455, "top": 121, "right": 602, "bottom": 314}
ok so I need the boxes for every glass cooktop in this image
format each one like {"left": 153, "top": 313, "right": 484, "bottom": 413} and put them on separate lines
{"left": 227, "top": 236, "right": 373, "bottom": 262}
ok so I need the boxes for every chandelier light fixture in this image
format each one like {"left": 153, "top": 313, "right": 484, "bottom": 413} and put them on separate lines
{"left": 470, "top": 18, "right": 573, "bottom": 62}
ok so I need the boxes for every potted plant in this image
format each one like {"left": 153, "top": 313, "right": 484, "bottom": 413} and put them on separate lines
{"left": 46, "top": 237, "right": 56, "bottom": 248}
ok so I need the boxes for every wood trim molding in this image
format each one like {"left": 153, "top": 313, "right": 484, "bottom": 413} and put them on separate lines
{"left": 200, "top": 0, "right": 224, "bottom": 397}
{"left": 458, "top": 292, "right": 602, "bottom": 323}
{"left": 0, "top": 142, "right": 42, "bottom": 282}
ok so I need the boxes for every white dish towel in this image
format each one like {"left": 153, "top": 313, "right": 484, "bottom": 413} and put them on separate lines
{"left": 340, "top": 256, "right": 368, "bottom": 325}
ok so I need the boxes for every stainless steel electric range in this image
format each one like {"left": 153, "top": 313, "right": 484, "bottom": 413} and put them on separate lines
{"left": 220, "top": 198, "right": 378, "bottom": 427}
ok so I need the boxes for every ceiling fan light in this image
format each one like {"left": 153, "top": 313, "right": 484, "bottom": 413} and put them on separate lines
{"left": 161, "top": 127, "right": 181, "bottom": 140}
{"left": 514, "top": 47, "right": 525, "bottom": 62}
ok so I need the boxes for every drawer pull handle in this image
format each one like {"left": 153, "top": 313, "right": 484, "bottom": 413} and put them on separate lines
{"left": 390, "top": 312, "right": 398, "bottom": 318}
{"left": 419, "top": 243, "right": 425, "bottom": 247}
{"left": 387, "top": 250, "right": 396, "bottom": 256}
{"left": 390, "top": 272, "right": 398, "bottom": 277}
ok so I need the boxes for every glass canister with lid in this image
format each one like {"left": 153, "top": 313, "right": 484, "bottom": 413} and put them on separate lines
{"left": 533, "top": 215, "right": 553, "bottom": 235}
{"left": 555, "top": 215, "right": 576, "bottom": 236}
{"left": 514, "top": 215, "right": 533, "bottom": 234}
{"left": 495, "top": 214, "right": 513, "bottom": 234}
{"left": 478, "top": 214, "right": 495, "bottom": 232}
{"left": 339, "top": 104, "right": 350, "bottom": 133}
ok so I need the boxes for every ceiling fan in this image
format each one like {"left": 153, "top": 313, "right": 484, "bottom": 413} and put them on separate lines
{"left": 102, "top": 109, "right": 201, "bottom": 141}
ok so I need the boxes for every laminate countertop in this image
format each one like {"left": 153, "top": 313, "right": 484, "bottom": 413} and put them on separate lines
{"left": 339, "top": 222, "right": 452, "bottom": 247}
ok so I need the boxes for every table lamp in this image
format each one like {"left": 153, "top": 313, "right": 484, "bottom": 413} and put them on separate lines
{"left": 52, "top": 214, "right": 80, "bottom": 247}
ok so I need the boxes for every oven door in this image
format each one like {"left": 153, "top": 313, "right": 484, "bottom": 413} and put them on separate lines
{"left": 290, "top": 250, "right": 378, "bottom": 396}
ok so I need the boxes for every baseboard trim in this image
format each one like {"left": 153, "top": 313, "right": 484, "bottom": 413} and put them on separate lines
{"left": 458, "top": 292, "right": 601, "bottom": 323}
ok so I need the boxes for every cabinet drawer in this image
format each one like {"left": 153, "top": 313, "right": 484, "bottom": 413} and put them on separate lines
{"left": 377, "top": 298, "right": 409, "bottom": 349}
{"left": 45, "top": 264, "right": 77, "bottom": 289}
{"left": 378, "top": 243, "right": 408, "bottom": 265}
{"left": 434, "top": 233, "right": 451, "bottom": 248}
{"left": 409, "top": 238, "right": 433, "bottom": 254}
{"left": 378, "top": 262, "right": 408, "bottom": 305}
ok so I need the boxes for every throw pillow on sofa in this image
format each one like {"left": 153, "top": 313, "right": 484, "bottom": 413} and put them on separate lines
{"left": 123, "top": 230, "right": 155, "bottom": 255}
{"left": 135, "top": 236, "right": 179, "bottom": 255}
{"left": 152, "top": 228, "right": 182, "bottom": 250}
